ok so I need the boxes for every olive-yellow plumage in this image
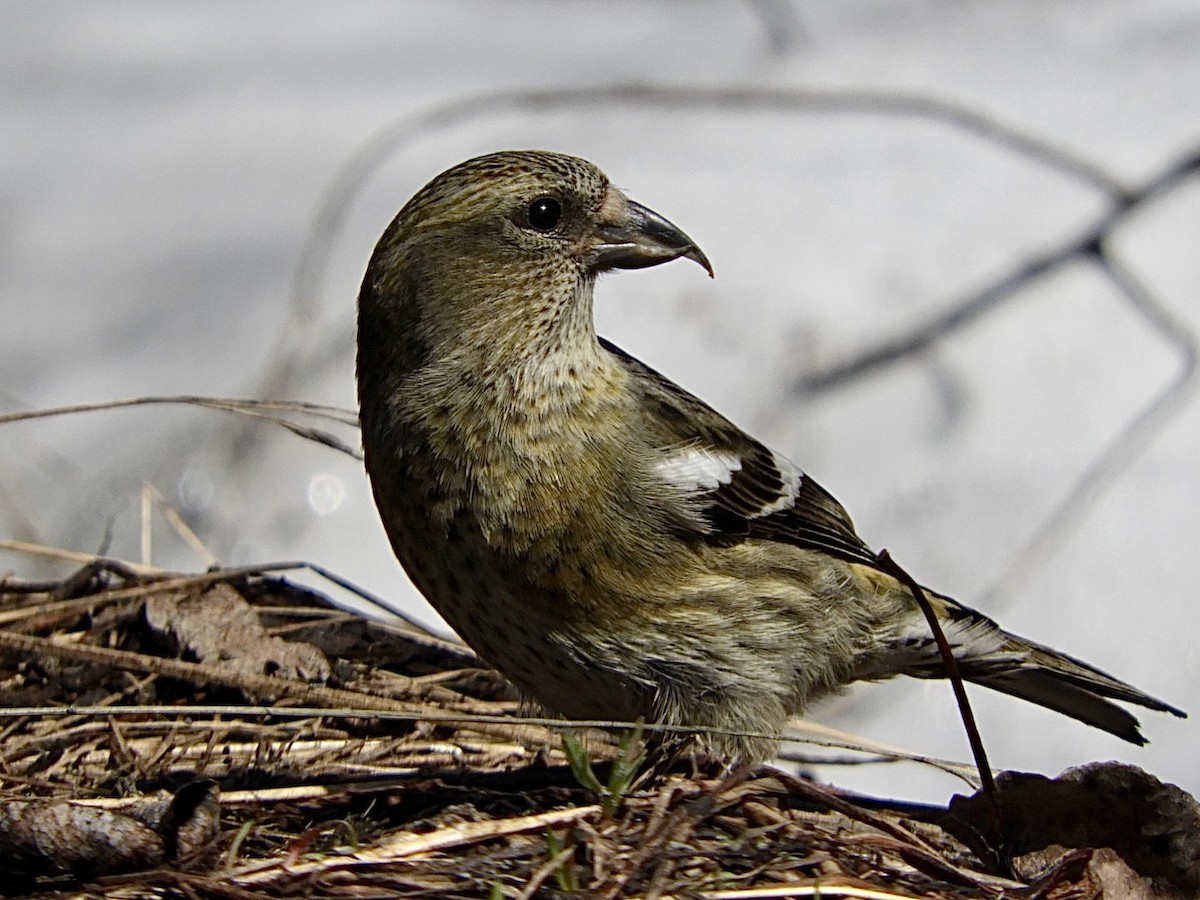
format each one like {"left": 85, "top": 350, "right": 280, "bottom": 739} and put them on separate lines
{"left": 356, "top": 150, "right": 1183, "bottom": 761}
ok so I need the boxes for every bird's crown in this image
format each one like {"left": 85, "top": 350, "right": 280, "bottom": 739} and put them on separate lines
{"left": 390, "top": 150, "right": 610, "bottom": 243}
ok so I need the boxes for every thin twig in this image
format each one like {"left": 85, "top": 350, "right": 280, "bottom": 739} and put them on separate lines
{"left": 229, "top": 804, "right": 600, "bottom": 884}
{"left": 0, "top": 395, "right": 362, "bottom": 459}
{"left": 275, "top": 82, "right": 1130, "bottom": 406}
{"left": 984, "top": 235, "right": 1200, "bottom": 605}
{"left": 796, "top": 147, "right": 1199, "bottom": 393}
{"left": 873, "top": 549, "right": 1009, "bottom": 878}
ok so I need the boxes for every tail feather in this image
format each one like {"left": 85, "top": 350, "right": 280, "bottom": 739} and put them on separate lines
{"left": 889, "top": 589, "right": 1186, "bottom": 745}
{"left": 969, "top": 666, "right": 1152, "bottom": 746}
{"left": 1018, "top": 643, "right": 1187, "bottom": 716}
{"left": 962, "top": 637, "right": 1186, "bottom": 745}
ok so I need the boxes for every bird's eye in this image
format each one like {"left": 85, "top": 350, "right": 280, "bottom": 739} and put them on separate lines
{"left": 525, "top": 196, "right": 562, "bottom": 232}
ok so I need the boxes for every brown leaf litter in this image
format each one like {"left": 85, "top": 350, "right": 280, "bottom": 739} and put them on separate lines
{"left": 0, "top": 559, "right": 1195, "bottom": 898}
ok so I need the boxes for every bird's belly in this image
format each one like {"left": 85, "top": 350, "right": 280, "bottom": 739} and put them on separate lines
{"left": 399, "top": 515, "right": 654, "bottom": 724}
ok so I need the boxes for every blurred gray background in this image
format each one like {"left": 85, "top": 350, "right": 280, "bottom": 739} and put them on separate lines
{"left": 2, "top": 1, "right": 1198, "bottom": 803}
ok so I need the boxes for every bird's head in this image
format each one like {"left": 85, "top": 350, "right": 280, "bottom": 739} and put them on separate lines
{"left": 358, "top": 150, "right": 711, "bottom": 367}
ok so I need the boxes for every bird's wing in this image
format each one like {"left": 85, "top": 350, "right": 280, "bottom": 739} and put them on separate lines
{"left": 601, "top": 337, "right": 878, "bottom": 566}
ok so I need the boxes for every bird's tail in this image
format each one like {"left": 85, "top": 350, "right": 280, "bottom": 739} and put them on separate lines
{"left": 886, "top": 590, "right": 1186, "bottom": 745}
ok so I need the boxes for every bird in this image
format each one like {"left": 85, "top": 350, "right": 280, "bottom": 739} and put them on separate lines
{"left": 356, "top": 149, "right": 1184, "bottom": 762}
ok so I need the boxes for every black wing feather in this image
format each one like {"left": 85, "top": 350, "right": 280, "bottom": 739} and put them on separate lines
{"left": 601, "top": 337, "right": 878, "bottom": 566}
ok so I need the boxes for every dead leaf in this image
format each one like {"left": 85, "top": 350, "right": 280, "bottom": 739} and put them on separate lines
{"left": 145, "top": 583, "right": 330, "bottom": 682}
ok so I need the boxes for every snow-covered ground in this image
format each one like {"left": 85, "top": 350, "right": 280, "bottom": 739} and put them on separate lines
{"left": 3, "top": 2, "right": 1198, "bottom": 803}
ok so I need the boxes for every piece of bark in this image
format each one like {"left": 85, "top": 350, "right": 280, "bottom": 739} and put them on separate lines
{"left": 0, "top": 780, "right": 220, "bottom": 878}
{"left": 1023, "top": 847, "right": 1166, "bottom": 900}
{"left": 945, "top": 761, "right": 1200, "bottom": 895}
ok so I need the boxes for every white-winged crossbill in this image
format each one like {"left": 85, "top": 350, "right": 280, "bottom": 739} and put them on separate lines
{"left": 356, "top": 150, "right": 1183, "bottom": 761}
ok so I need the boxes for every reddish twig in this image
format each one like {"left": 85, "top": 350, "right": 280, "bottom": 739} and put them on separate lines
{"left": 874, "top": 549, "right": 1010, "bottom": 877}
